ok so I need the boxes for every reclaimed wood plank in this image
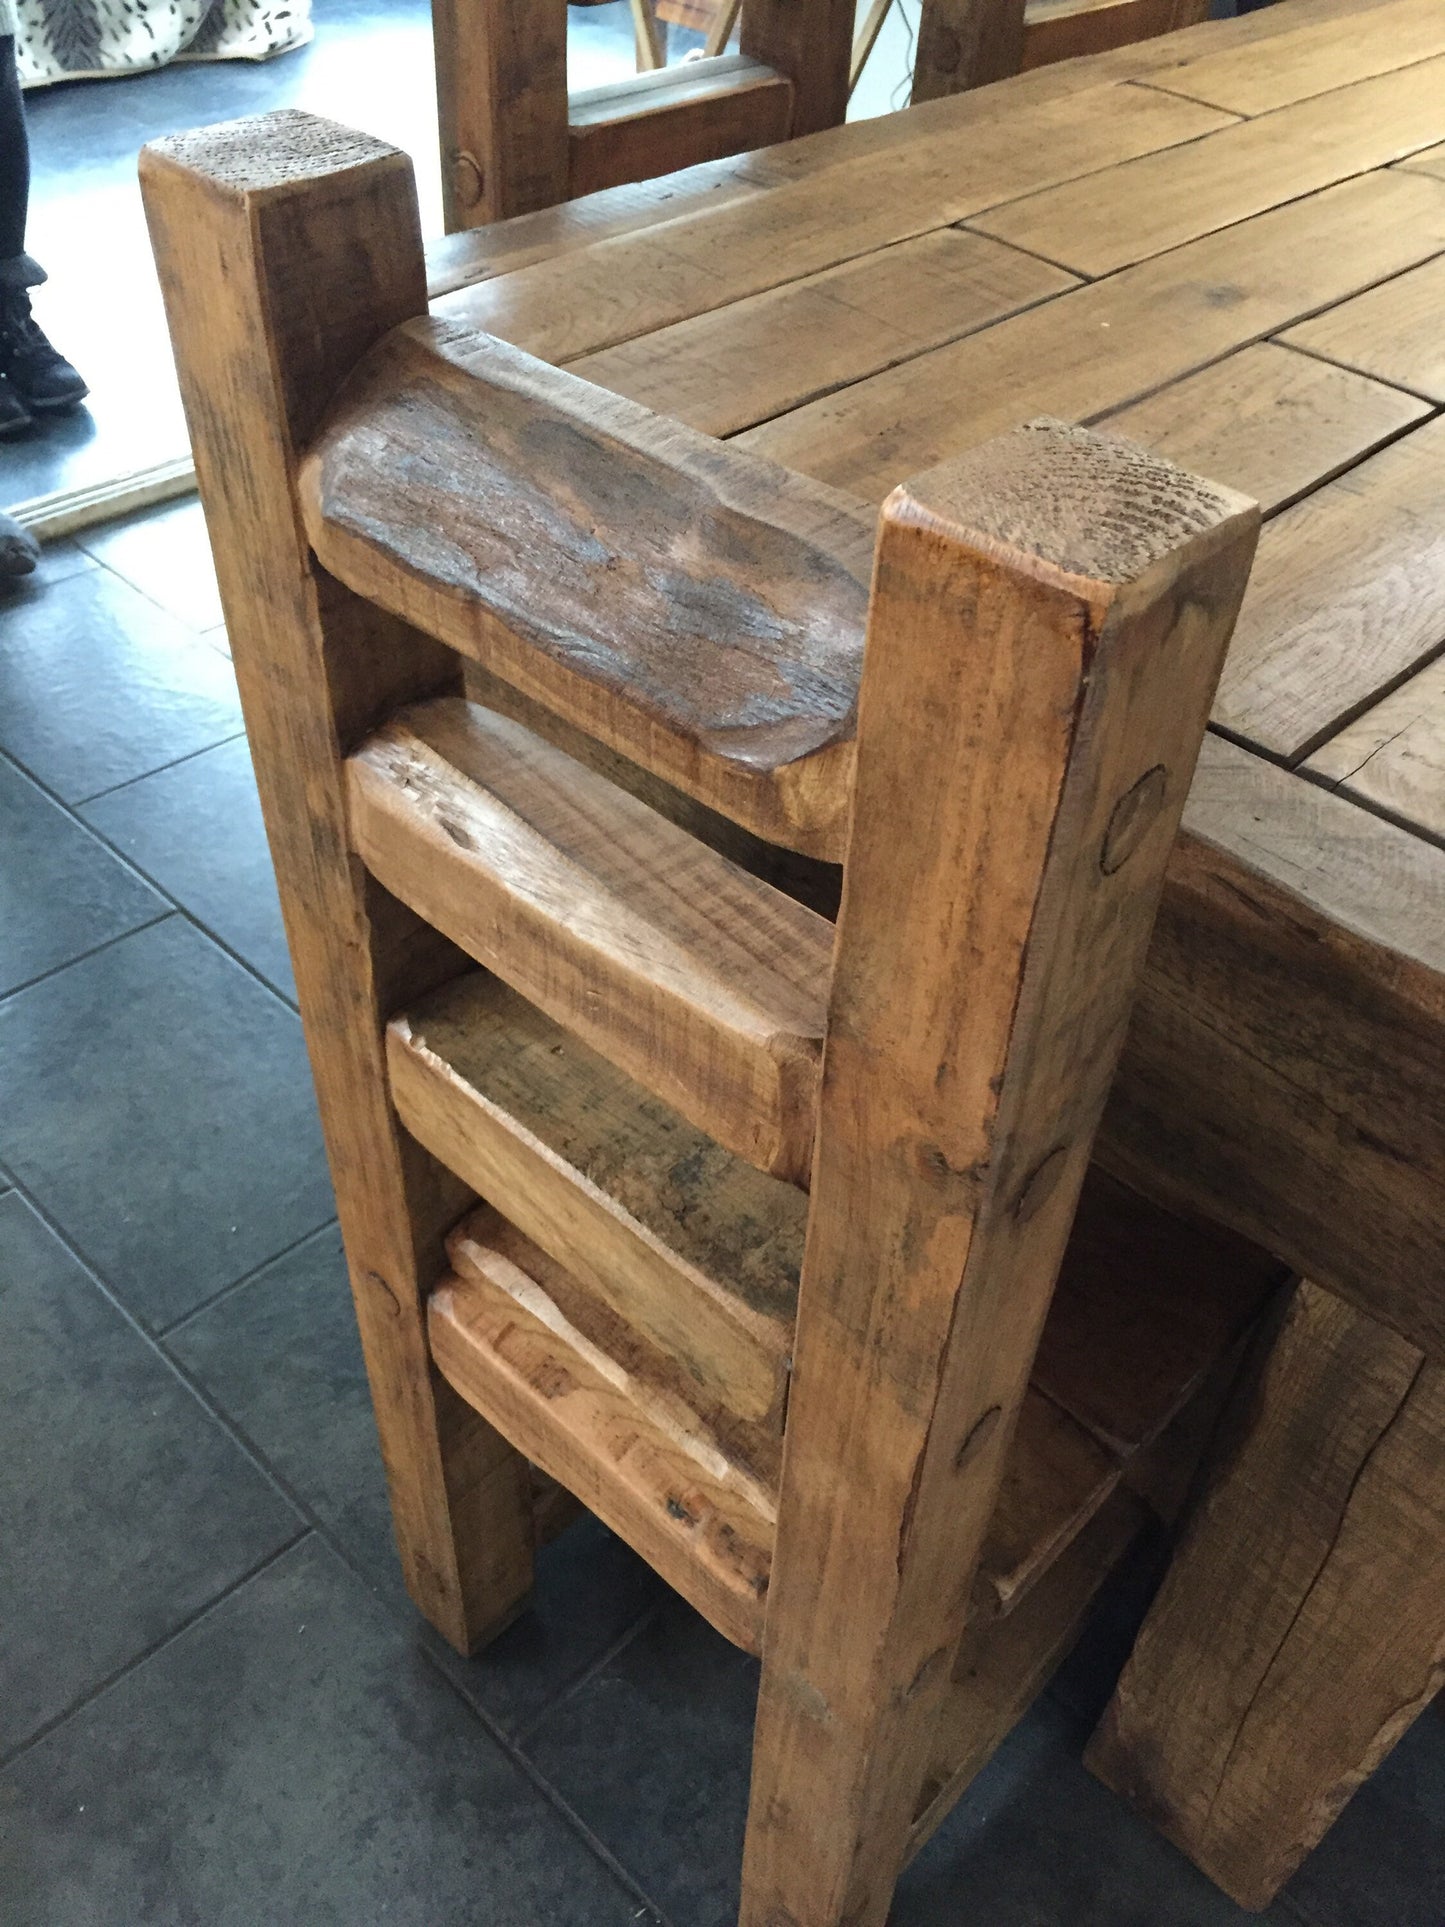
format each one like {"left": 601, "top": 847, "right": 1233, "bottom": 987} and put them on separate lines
{"left": 433, "top": 1216, "right": 776, "bottom": 1654}
{"left": 737, "top": 170, "right": 1445, "bottom": 499}
{"left": 390, "top": 973, "right": 803, "bottom": 1429}
{"left": 432, "top": 83, "right": 1232, "bottom": 362}
{"left": 570, "top": 229, "right": 1078, "bottom": 437}
{"left": 301, "top": 321, "right": 875, "bottom": 860}
{"left": 972, "top": 56, "right": 1445, "bottom": 277}
{"left": 566, "top": 57, "right": 794, "bottom": 200}
{"left": 740, "top": 422, "right": 1256, "bottom": 1925}
{"left": 1088, "top": 1281, "right": 1445, "bottom": 1909}
{"left": 1134, "top": 0, "right": 1445, "bottom": 114}
{"left": 1281, "top": 252, "right": 1445, "bottom": 402}
{"left": 1023, "top": 0, "right": 1208, "bottom": 72}
{"left": 1397, "top": 140, "right": 1445, "bottom": 181}
{"left": 347, "top": 699, "right": 834, "bottom": 1181}
{"left": 912, "top": 0, "right": 1026, "bottom": 95}
{"left": 1306, "top": 652, "right": 1445, "bottom": 842}
{"left": 1100, "top": 736, "right": 1445, "bottom": 1360}
{"left": 1214, "top": 416, "right": 1445, "bottom": 761}
{"left": 1099, "top": 343, "right": 1430, "bottom": 517}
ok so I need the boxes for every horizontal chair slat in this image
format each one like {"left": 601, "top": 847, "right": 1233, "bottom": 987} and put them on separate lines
{"left": 302, "top": 318, "right": 874, "bottom": 858}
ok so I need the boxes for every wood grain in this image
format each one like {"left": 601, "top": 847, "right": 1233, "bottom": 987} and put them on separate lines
{"left": 566, "top": 56, "right": 794, "bottom": 201}
{"left": 740, "top": 421, "right": 1257, "bottom": 1926}
{"left": 912, "top": 0, "right": 1027, "bottom": 95}
{"left": 433, "top": 1216, "right": 776, "bottom": 1654}
{"left": 570, "top": 228, "right": 1078, "bottom": 438}
{"left": 1023, "top": 0, "right": 1207, "bottom": 71}
{"left": 346, "top": 699, "right": 834, "bottom": 1179}
{"left": 1088, "top": 1281, "right": 1445, "bottom": 1908}
{"left": 431, "top": 0, "right": 568, "bottom": 230}
{"left": 1306, "top": 651, "right": 1445, "bottom": 842}
{"left": 972, "top": 55, "right": 1445, "bottom": 276}
{"left": 738, "top": 169, "right": 1445, "bottom": 498}
{"left": 1214, "top": 415, "right": 1445, "bottom": 760}
{"left": 390, "top": 972, "right": 802, "bottom": 1429}
{"left": 1100, "top": 735, "right": 1445, "bottom": 1359}
{"left": 301, "top": 320, "right": 874, "bottom": 858}
{"left": 139, "top": 111, "right": 537, "bottom": 1653}
{"left": 1099, "top": 342, "right": 1429, "bottom": 517}
{"left": 1282, "top": 252, "right": 1445, "bottom": 402}
{"left": 432, "top": 82, "right": 1232, "bottom": 362}
{"left": 738, "top": 0, "right": 854, "bottom": 135}
{"left": 1397, "top": 139, "right": 1445, "bottom": 181}
{"left": 1135, "top": 0, "right": 1445, "bottom": 114}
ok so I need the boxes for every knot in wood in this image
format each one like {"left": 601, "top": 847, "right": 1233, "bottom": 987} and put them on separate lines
{"left": 1101, "top": 764, "right": 1169, "bottom": 875}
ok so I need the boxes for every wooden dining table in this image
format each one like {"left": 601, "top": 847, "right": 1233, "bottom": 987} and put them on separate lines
{"left": 410, "top": 0, "right": 1445, "bottom": 1902}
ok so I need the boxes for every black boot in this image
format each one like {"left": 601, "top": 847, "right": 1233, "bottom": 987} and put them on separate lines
{"left": 0, "top": 370, "right": 31, "bottom": 437}
{"left": 0, "top": 256, "right": 88, "bottom": 412}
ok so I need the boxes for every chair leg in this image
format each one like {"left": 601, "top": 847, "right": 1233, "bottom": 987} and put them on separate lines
{"left": 1087, "top": 1279, "right": 1445, "bottom": 1909}
{"left": 140, "top": 115, "right": 536, "bottom": 1655}
{"left": 739, "top": 425, "right": 1259, "bottom": 1924}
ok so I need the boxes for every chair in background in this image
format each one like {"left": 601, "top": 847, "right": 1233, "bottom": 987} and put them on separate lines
{"left": 431, "top": 0, "right": 1210, "bottom": 230}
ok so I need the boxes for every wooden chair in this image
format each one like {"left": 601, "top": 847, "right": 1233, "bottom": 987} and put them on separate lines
{"left": 142, "top": 110, "right": 1273, "bottom": 1927}
{"left": 432, "top": 0, "right": 1211, "bottom": 229}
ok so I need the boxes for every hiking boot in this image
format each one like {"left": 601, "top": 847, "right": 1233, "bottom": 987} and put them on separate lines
{"left": 0, "top": 509, "right": 40, "bottom": 581}
{"left": 0, "top": 281, "right": 89, "bottom": 412}
{"left": 0, "top": 371, "right": 32, "bottom": 437}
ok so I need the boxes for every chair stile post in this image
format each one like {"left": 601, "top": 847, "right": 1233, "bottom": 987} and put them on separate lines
{"left": 139, "top": 116, "right": 538, "bottom": 1655}
{"left": 738, "top": 427, "right": 1258, "bottom": 1923}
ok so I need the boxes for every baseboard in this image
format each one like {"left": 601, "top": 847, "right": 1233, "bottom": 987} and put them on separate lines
{"left": 9, "top": 454, "right": 198, "bottom": 541}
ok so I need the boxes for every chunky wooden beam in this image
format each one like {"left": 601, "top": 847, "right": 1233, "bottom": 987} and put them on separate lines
{"left": 432, "top": 0, "right": 569, "bottom": 230}
{"left": 739, "top": 0, "right": 855, "bottom": 134}
{"left": 299, "top": 319, "right": 874, "bottom": 859}
{"left": 139, "top": 111, "right": 537, "bottom": 1654}
{"left": 1088, "top": 1279, "right": 1445, "bottom": 1908}
{"left": 567, "top": 56, "right": 794, "bottom": 199}
{"left": 913, "top": 0, "right": 1028, "bottom": 97}
{"left": 738, "top": 421, "right": 1258, "bottom": 1926}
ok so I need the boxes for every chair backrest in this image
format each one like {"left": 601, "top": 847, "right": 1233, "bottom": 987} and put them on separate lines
{"left": 433, "top": 0, "right": 1210, "bottom": 230}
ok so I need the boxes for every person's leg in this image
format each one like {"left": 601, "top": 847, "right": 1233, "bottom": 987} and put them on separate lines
{"left": 0, "top": 35, "right": 36, "bottom": 435}
{"left": 0, "top": 36, "right": 88, "bottom": 416}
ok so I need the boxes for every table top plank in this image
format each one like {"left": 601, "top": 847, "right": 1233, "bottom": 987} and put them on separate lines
{"left": 432, "top": 84, "right": 1232, "bottom": 364}
{"left": 1131, "top": 0, "right": 1445, "bottom": 116}
{"left": 1397, "top": 142, "right": 1445, "bottom": 182}
{"left": 970, "top": 55, "right": 1445, "bottom": 277}
{"left": 569, "top": 230, "right": 1077, "bottom": 438}
{"left": 1281, "top": 254, "right": 1445, "bottom": 403}
{"left": 734, "top": 171, "right": 1445, "bottom": 498}
{"left": 1213, "top": 416, "right": 1445, "bottom": 762}
{"left": 1097, "top": 344, "right": 1432, "bottom": 518}
{"left": 1306, "top": 654, "right": 1445, "bottom": 843}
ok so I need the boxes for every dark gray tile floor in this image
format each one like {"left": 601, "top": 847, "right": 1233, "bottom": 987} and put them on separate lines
{"left": 3, "top": 499, "right": 1442, "bottom": 1922}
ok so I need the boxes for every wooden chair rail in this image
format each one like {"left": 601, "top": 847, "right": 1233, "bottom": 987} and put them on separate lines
{"left": 300, "top": 316, "right": 873, "bottom": 859}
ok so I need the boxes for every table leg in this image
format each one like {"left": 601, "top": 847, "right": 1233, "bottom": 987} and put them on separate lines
{"left": 1086, "top": 1279, "right": 1445, "bottom": 1909}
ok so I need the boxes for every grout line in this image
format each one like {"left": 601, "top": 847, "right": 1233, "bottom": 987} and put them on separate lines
{"left": 0, "top": 735, "right": 303, "bottom": 1013}
{"left": 0, "top": 1527, "right": 313, "bottom": 1772}
{"left": 510, "top": 1599, "right": 667, "bottom": 1751}
{"left": 74, "top": 728, "right": 249, "bottom": 808}
{"left": 0, "top": 909, "right": 176, "bottom": 1009}
{"left": 157, "top": 1217, "right": 342, "bottom": 1337}
{"left": 2, "top": 1170, "right": 674, "bottom": 1915}
{"left": 409, "top": 1630, "right": 676, "bottom": 1927}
